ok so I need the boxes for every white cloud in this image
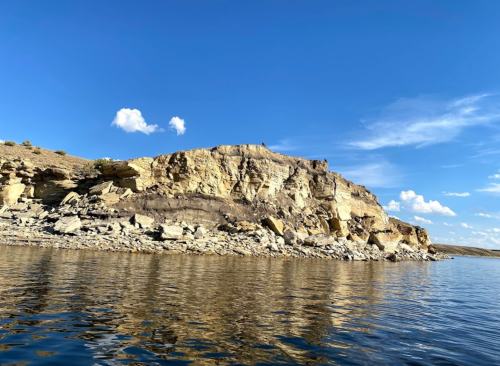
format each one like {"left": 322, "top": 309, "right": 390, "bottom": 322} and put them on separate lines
{"left": 475, "top": 213, "right": 492, "bottom": 218}
{"left": 441, "top": 164, "right": 463, "bottom": 169}
{"left": 383, "top": 200, "right": 400, "bottom": 212}
{"left": 335, "top": 161, "right": 403, "bottom": 188}
{"left": 268, "top": 140, "right": 297, "bottom": 152}
{"left": 168, "top": 116, "right": 186, "bottom": 135}
{"left": 112, "top": 108, "right": 163, "bottom": 135}
{"left": 443, "top": 222, "right": 453, "bottom": 226}
{"left": 477, "top": 183, "right": 500, "bottom": 194}
{"left": 349, "top": 93, "right": 500, "bottom": 150}
{"left": 450, "top": 231, "right": 456, "bottom": 235}
{"left": 412, "top": 216, "right": 433, "bottom": 224}
{"left": 494, "top": 228, "right": 500, "bottom": 233}
{"left": 489, "top": 174, "right": 500, "bottom": 179}
{"left": 491, "top": 237, "right": 500, "bottom": 245}
{"left": 399, "top": 190, "right": 456, "bottom": 216}
{"left": 443, "top": 191, "right": 470, "bottom": 197}
{"left": 389, "top": 215, "right": 400, "bottom": 220}
{"left": 472, "top": 231, "right": 488, "bottom": 236}
{"left": 461, "top": 223, "right": 473, "bottom": 229}
{"left": 0, "top": 139, "right": 4, "bottom": 144}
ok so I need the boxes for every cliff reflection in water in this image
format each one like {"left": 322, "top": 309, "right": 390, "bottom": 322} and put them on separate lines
{"left": 0, "top": 246, "right": 436, "bottom": 365}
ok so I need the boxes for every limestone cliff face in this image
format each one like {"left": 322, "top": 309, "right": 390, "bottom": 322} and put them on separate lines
{"left": 0, "top": 144, "right": 432, "bottom": 250}
{"left": 101, "top": 145, "right": 431, "bottom": 250}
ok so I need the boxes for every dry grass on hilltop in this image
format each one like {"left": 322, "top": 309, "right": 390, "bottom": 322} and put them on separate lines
{"left": 0, "top": 142, "right": 89, "bottom": 170}
{"left": 434, "top": 244, "right": 500, "bottom": 258}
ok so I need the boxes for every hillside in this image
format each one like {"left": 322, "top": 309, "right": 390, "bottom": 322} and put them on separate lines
{"left": 0, "top": 142, "right": 89, "bottom": 170}
{"left": 434, "top": 244, "right": 500, "bottom": 258}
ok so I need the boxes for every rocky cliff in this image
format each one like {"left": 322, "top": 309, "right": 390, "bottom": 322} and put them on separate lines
{"left": 0, "top": 144, "right": 436, "bottom": 260}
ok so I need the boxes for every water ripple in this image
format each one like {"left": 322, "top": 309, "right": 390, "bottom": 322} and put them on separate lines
{"left": 0, "top": 247, "right": 498, "bottom": 365}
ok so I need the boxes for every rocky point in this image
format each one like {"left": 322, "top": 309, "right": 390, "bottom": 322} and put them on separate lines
{"left": 0, "top": 144, "right": 445, "bottom": 261}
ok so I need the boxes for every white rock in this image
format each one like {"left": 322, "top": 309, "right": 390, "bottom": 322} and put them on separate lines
{"left": 54, "top": 216, "right": 81, "bottom": 234}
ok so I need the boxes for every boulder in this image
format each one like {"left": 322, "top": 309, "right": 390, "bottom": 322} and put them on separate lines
{"left": 194, "top": 226, "right": 206, "bottom": 239}
{"left": 428, "top": 244, "right": 438, "bottom": 255}
{"left": 9, "top": 203, "right": 28, "bottom": 212}
{"left": 369, "top": 230, "right": 402, "bottom": 253}
{"left": 283, "top": 230, "right": 300, "bottom": 245}
{"left": 60, "top": 191, "right": 80, "bottom": 206}
{"left": 159, "top": 224, "right": 183, "bottom": 240}
{"left": 97, "top": 192, "right": 120, "bottom": 206}
{"left": 265, "top": 217, "right": 284, "bottom": 236}
{"left": 118, "top": 188, "right": 134, "bottom": 199}
{"left": 303, "top": 234, "right": 337, "bottom": 247}
{"left": 132, "top": 213, "right": 155, "bottom": 228}
{"left": 54, "top": 216, "right": 82, "bottom": 234}
{"left": 400, "top": 243, "right": 414, "bottom": 252}
{"left": 0, "top": 182, "right": 25, "bottom": 205}
{"left": 330, "top": 217, "right": 349, "bottom": 237}
{"left": 89, "top": 181, "right": 113, "bottom": 196}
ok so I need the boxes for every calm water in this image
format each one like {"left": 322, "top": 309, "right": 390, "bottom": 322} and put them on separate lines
{"left": 0, "top": 247, "right": 498, "bottom": 365}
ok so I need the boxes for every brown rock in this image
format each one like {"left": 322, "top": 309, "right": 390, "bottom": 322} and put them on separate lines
{"left": 266, "top": 217, "right": 284, "bottom": 236}
{"left": 60, "top": 191, "right": 80, "bottom": 206}
{"left": 89, "top": 181, "right": 113, "bottom": 196}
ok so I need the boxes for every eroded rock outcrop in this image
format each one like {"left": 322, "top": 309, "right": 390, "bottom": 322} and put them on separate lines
{"left": 0, "top": 144, "right": 437, "bottom": 259}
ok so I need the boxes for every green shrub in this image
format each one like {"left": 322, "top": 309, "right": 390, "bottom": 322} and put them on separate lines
{"left": 93, "top": 158, "right": 114, "bottom": 169}
{"left": 22, "top": 140, "right": 32, "bottom": 147}
{"left": 4, "top": 141, "right": 16, "bottom": 146}
{"left": 81, "top": 163, "right": 99, "bottom": 177}
{"left": 55, "top": 149, "right": 66, "bottom": 156}
{"left": 33, "top": 148, "right": 41, "bottom": 155}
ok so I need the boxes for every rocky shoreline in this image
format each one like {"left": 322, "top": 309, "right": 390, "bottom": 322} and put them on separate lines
{"left": 0, "top": 144, "right": 447, "bottom": 262}
{"left": 0, "top": 200, "right": 446, "bottom": 262}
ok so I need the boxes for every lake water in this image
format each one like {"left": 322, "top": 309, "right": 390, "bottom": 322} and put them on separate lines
{"left": 0, "top": 246, "right": 498, "bottom": 365}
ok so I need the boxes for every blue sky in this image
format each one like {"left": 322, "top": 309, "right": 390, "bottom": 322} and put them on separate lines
{"left": 1, "top": 1, "right": 500, "bottom": 248}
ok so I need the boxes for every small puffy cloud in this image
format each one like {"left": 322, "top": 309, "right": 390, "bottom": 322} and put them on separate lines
{"left": 389, "top": 215, "right": 400, "bottom": 220}
{"left": 443, "top": 222, "right": 453, "bottom": 226}
{"left": 472, "top": 231, "right": 488, "bottom": 236}
{"left": 488, "top": 169, "right": 500, "bottom": 179}
{"left": 494, "top": 228, "right": 500, "bottom": 233}
{"left": 383, "top": 200, "right": 401, "bottom": 212}
{"left": 400, "top": 190, "right": 456, "bottom": 216}
{"left": 112, "top": 108, "right": 163, "bottom": 134}
{"left": 0, "top": 139, "right": 4, "bottom": 144}
{"left": 461, "top": 223, "right": 473, "bottom": 229}
{"left": 168, "top": 116, "right": 186, "bottom": 135}
{"left": 477, "top": 183, "right": 500, "bottom": 194}
{"left": 412, "top": 216, "right": 433, "bottom": 224}
{"left": 450, "top": 231, "right": 456, "bottom": 235}
{"left": 442, "top": 191, "right": 470, "bottom": 197}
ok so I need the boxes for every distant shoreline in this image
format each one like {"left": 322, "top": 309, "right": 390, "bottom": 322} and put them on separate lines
{"left": 433, "top": 244, "right": 500, "bottom": 258}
